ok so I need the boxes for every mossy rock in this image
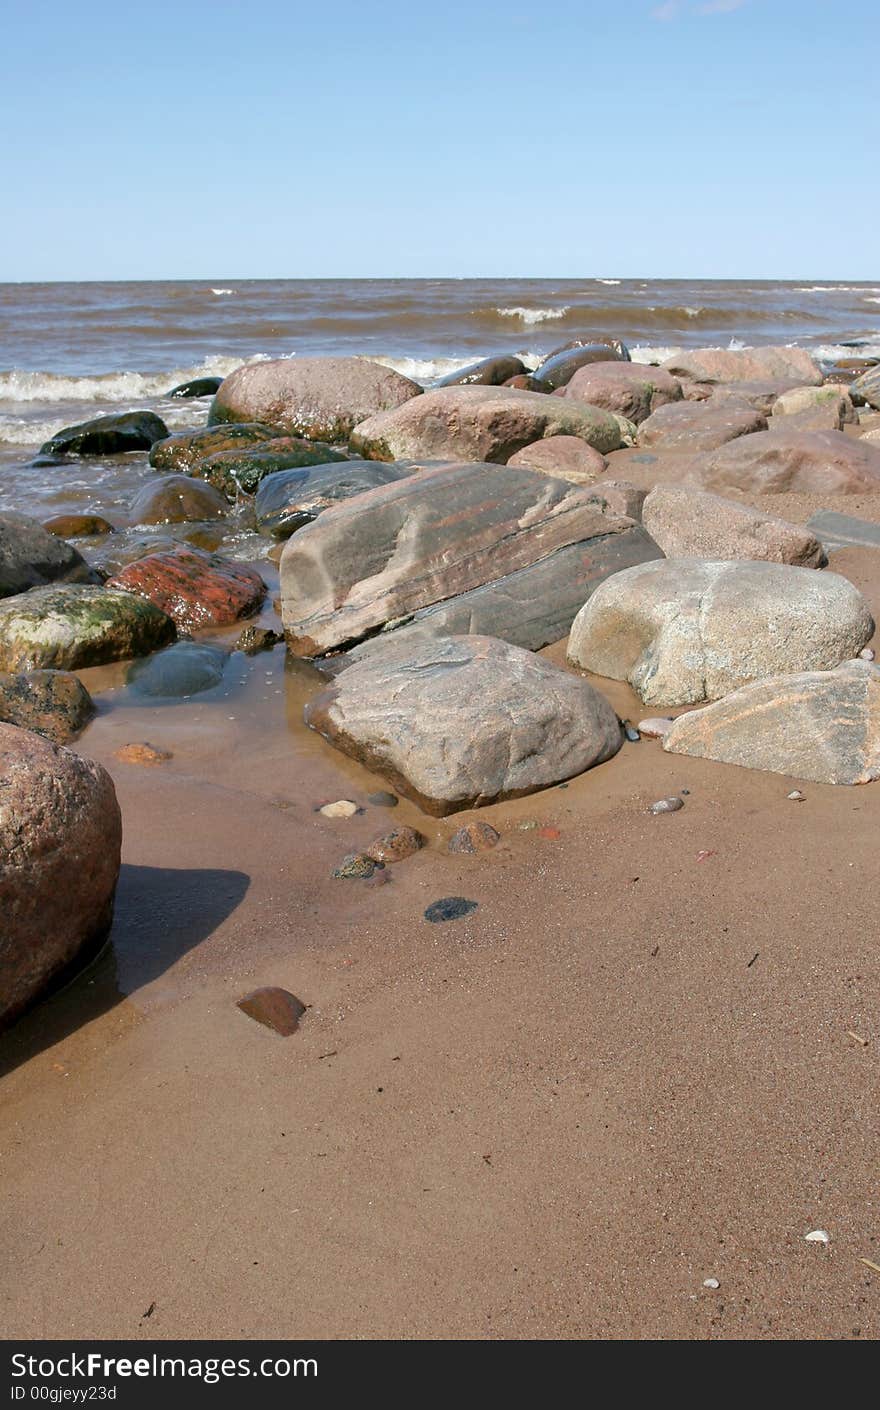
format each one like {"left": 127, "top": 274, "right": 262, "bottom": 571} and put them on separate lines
{"left": 0, "top": 585, "right": 176, "bottom": 671}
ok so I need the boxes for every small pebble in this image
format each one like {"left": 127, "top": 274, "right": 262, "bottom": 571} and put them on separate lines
{"left": 424, "top": 896, "right": 478, "bottom": 924}
{"left": 364, "top": 826, "right": 425, "bottom": 864}
{"left": 332, "top": 853, "right": 380, "bottom": 879}
{"left": 703, "top": 1278, "right": 720, "bottom": 1290}
{"left": 638, "top": 717, "right": 674, "bottom": 739}
{"left": 517, "top": 819, "right": 539, "bottom": 831}
{"left": 234, "top": 625, "right": 282, "bottom": 654}
{"left": 237, "top": 986, "right": 305, "bottom": 1037}
{"left": 622, "top": 719, "right": 640, "bottom": 742}
{"left": 538, "top": 824, "right": 561, "bottom": 840}
{"left": 649, "top": 796, "right": 684, "bottom": 815}
{"left": 115, "top": 742, "right": 172, "bottom": 766}
{"left": 447, "top": 821, "right": 501, "bottom": 854}
{"left": 319, "top": 799, "right": 359, "bottom": 818}
{"left": 787, "top": 790, "right": 805, "bottom": 802}
{"left": 367, "top": 791, "right": 398, "bottom": 808}
{"left": 804, "top": 1229, "right": 830, "bottom": 1244}
{"left": 859, "top": 647, "right": 875, "bottom": 661}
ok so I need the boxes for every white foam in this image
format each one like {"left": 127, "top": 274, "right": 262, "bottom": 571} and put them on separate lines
{"left": 629, "top": 344, "right": 684, "bottom": 365}
{"left": 0, "top": 355, "right": 251, "bottom": 405}
{"left": 495, "top": 306, "right": 569, "bottom": 325}
{"left": 797, "top": 285, "right": 880, "bottom": 293}
{"left": 210, "top": 288, "right": 235, "bottom": 295}
{"left": 595, "top": 278, "right": 621, "bottom": 285}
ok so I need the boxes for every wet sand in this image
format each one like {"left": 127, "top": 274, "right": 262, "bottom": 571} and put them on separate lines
{"left": 2, "top": 495, "right": 880, "bottom": 1340}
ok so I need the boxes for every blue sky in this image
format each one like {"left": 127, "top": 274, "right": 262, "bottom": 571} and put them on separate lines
{"left": 1, "top": 0, "right": 876, "bottom": 280}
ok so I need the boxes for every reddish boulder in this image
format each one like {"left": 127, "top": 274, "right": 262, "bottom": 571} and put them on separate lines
{"left": 209, "top": 357, "right": 423, "bottom": 441}
{"left": 507, "top": 435, "right": 607, "bottom": 482}
{"left": 638, "top": 399, "right": 766, "bottom": 450}
{"left": 565, "top": 361, "right": 682, "bottom": 424}
{"left": 690, "top": 428, "right": 880, "bottom": 495}
{"left": 107, "top": 547, "right": 266, "bottom": 631}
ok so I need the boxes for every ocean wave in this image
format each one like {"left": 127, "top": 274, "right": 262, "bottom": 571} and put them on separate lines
{"left": 595, "top": 278, "right": 621, "bottom": 285}
{"left": 494, "top": 306, "right": 570, "bottom": 325}
{"left": 797, "top": 285, "right": 880, "bottom": 293}
{"left": 210, "top": 288, "right": 235, "bottom": 296}
{"left": 0, "top": 356, "right": 253, "bottom": 405}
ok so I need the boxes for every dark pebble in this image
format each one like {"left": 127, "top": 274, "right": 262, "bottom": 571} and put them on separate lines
{"left": 237, "top": 986, "right": 306, "bottom": 1036}
{"left": 424, "top": 896, "right": 478, "bottom": 924}
{"left": 623, "top": 720, "right": 640, "bottom": 742}
{"left": 367, "top": 791, "right": 399, "bottom": 808}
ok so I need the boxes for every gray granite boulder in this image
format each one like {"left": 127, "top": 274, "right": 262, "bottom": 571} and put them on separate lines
{"left": 661, "top": 346, "right": 822, "bottom": 386}
{"left": 567, "top": 558, "right": 873, "bottom": 707}
{"left": 641, "top": 486, "right": 827, "bottom": 567}
{"left": 0, "top": 723, "right": 121, "bottom": 1026}
{"left": 349, "top": 385, "right": 628, "bottom": 463}
{"left": 281, "top": 461, "right": 658, "bottom": 656}
{"left": 209, "top": 357, "right": 423, "bottom": 440}
{"left": 662, "top": 660, "right": 880, "bottom": 785}
{"left": 305, "top": 634, "right": 623, "bottom": 814}
{"left": 1, "top": 512, "right": 100, "bottom": 598}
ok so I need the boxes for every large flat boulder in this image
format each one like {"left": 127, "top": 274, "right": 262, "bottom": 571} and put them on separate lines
{"left": 349, "top": 385, "right": 627, "bottom": 463}
{"left": 0, "top": 723, "right": 122, "bottom": 1026}
{"left": 209, "top": 357, "right": 423, "bottom": 441}
{"left": 305, "top": 634, "right": 623, "bottom": 814}
{"left": 662, "top": 660, "right": 880, "bottom": 785}
{"left": 107, "top": 548, "right": 266, "bottom": 631}
{"left": 661, "top": 346, "right": 822, "bottom": 386}
{"left": 0, "top": 585, "right": 176, "bottom": 671}
{"left": 641, "top": 486, "right": 826, "bottom": 567}
{"left": 637, "top": 399, "right": 766, "bottom": 451}
{"left": 689, "top": 428, "right": 880, "bottom": 494}
{"left": 567, "top": 558, "right": 873, "bottom": 707}
{"left": 255, "top": 459, "right": 417, "bottom": 538}
{"left": 280, "top": 461, "right": 654, "bottom": 656}
{"left": 1, "top": 512, "right": 100, "bottom": 598}
{"left": 564, "top": 361, "right": 682, "bottom": 424}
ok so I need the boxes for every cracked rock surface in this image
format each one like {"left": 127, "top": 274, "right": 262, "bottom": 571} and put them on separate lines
{"left": 567, "top": 558, "right": 874, "bottom": 707}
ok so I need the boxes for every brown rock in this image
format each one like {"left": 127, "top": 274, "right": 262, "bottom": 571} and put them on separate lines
{"left": 115, "top": 742, "right": 173, "bottom": 765}
{"left": 209, "top": 357, "right": 423, "bottom": 441}
{"left": 638, "top": 399, "right": 766, "bottom": 451}
{"left": 565, "top": 361, "right": 682, "bottom": 424}
{"left": 129, "top": 475, "right": 228, "bottom": 525}
{"left": 533, "top": 340, "right": 630, "bottom": 390}
{"left": 689, "top": 428, "right": 880, "bottom": 495}
{"left": 149, "top": 422, "right": 280, "bottom": 473}
{"left": 448, "top": 821, "right": 501, "bottom": 853}
{"left": 42, "top": 514, "right": 114, "bottom": 538}
{"left": 107, "top": 547, "right": 266, "bottom": 632}
{"left": 435, "top": 356, "right": 525, "bottom": 387}
{"left": 0, "top": 724, "right": 121, "bottom": 1026}
{"left": 506, "top": 435, "right": 608, "bottom": 482}
{"left": 364, "top": 826, "right": 426, "bottom": 863}
{"left": 661, "top": 346, "right": 822, "bottom": 386}
{"left": 0, "top": 669, "right": 95, "bottom": 744}
{"left": 641, "top": 486, "right": 827, "bottom": 567}
{"left": 589, "top": 479, "right": 647, "bottom": 519}
{"left": 236, "top": 986, "right": 306, "bottom": 1036}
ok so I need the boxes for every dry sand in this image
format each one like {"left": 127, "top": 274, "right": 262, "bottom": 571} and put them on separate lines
{"left": 2, "top": 491, "right": 880, "bottom": 1341}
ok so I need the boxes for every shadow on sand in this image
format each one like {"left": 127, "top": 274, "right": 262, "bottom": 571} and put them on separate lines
{"left": 0, "top": 863, "right": 250, "bottom": 1078}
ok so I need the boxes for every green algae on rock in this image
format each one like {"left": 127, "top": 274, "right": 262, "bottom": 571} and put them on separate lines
{"left": 0, "top": 584, "right": 176, "bottom": 671}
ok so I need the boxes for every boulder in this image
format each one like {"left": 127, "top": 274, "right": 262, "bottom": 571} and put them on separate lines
{"left": 0, "top": 725, "right": 121, "bottom": 1026}
{"left": 208, "top": 357, "right": 423, "bottom": 440}
{"left": 166, "top": 376, "right": 223, "bottom": 399}
{"left": 1, "top": 512, "right": 100, "bottom": 598}
{"left": 129, "top": 475, "right": 228, "bottom": 525}
{"left": 589, "top": 479, "right": 647, "bottom": 519}
{"left": 849, "top": 364, "right": 880, "bottom": 410}
{"left": 127, "top": 641, "right": 228, "bottom": 698}
{"left": 567, "top": 558, "right": 872, "bottom": 707}
{"left": 688, "top": 428, "right": 880, "bottom": 494}
{"left": 772, "top": 384, "right": 857, "bottom": 424}
{"left": 533, "top": 339, "right": 630, "bottom": 390}
{"left": 0, "top": 585, "right": 175, "bottom": 671}
{"left": 806, "top": 511, "right": 880, "bottom": 552}
{"left": 349, "top": 385, "right": 626, "bottom": 463}
{"left": 637, "top": 399, "right": 766, "bottom": 451}
{"left": 435, "top": 356, "right": 525, "bottom": 387}
{"left": 661, "top": 346, "right": 822, "bottom": 386}
{"left": 506, "top": 435, "right": 607, "bottom": 482}
{"left": 194, "top": 438, "right": 348, "bottom": 498}
{"left": 42, "top": 515, "right": 114, "bottom": 538}
{"left": 304, "top": 634, "right": 623, "bottom": 814}
{"left": 662, "top": 660, "right": 880, "bottom": 786}
{"left": 706, "top": 380, "right": 803, "bottom": 415}
{"left": 641, "top": 486, "right": 827, "bottom": 567}
{"left": 149, "top": 422, "right": 280, "bottom": 473}
{"left": 281, "top": 461, "right": 657, "bottom": 656}
{"left": 564, "top": 361, "right": 682, "bottom": 424}
{"left": 0, "top": 669, "right": 95, "bottom": 744}
{"left": 40, "top": 411, "right": 169, "bottom": 457}
{"left": 255, "top": 459, "right": 417, "bottom": 538}
{"left": 107, "top": 548, "right": 265, "bottom": 632}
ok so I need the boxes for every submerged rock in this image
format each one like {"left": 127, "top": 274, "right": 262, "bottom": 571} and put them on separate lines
{"left": 149, "top": 422, "right": 280, "bottom": 473}
{"left": 0, "top": 723, "right": 122, "bottom": 1027}
{"left": 107, "top": 547, "right": 266, "bottom": 631}
{"left": 129, "top": 475, "right": 228, "bottom": 525}
{"left": 349, "top": 385, "right": 626, "bottom": 462}
{"left": 126, "top": 641, "right": 228, "bottom": 698}
{"left": 195, "top": 438, "right": 348, "bottom": 498}
{"left": 115, "top": 741, "right": 173, "bottom": 765}
{"left": 424, "top": 896, "right": 478, "bottom": 923}
{"left": 663, "top": 660, "right": 880, "bottom": 786}
{"left": 234, "top": 624, "right": 282, "bottom": 654}
{"left": 209, "top": 356, "right": 423, "bottom": 440}
{"left": 641, "top": 486, "right": 827, "bottom": 566}
{"left": 42, "top": 514, "right": 115, "bottom": 539}
{"left": 568, "top": 558, "right": 873, "bottom": 707}
{"left": 447, "top": 821, "right": 501, "bottom": 853}
{"left": 304, "top": 634, "right": 623, "bottom": 815}
{"left": 0, "top": 584, "right": 175, "bottom": 671}
{"left": 1, "top": 511, "right": 100, "bottom": 598}
{"left": 0, "top": 669, "right": 95, "bottom": 744}
{"left": 237, "top": 986, "right": 306, "bottom": 1036}
{"left": 40, "top": 411, "right": 169, "bottom": 456}
{"left": 364, "top": 826, "right": 425, "bottom": 863}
